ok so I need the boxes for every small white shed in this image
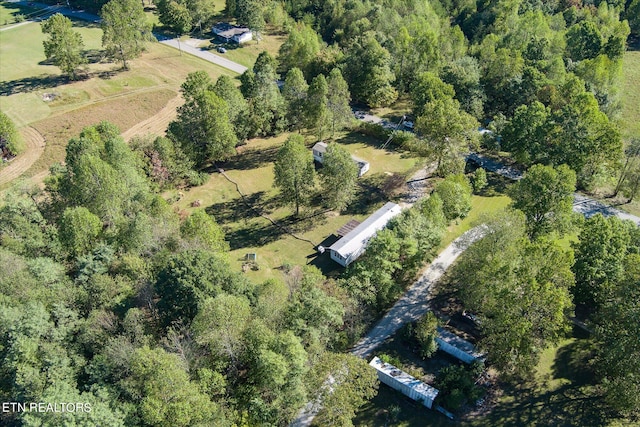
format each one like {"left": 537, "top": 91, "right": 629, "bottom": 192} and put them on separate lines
{"left": 369, "top": 356, "right": 439, "bottom": 409}
{"left": 312, "top": 141, "right": 327, "bottom": 163}
{"left": 350, "top": 155, "right": 370, "bottom": 177}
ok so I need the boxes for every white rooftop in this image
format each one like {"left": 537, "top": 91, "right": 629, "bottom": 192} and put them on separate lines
{"left": 312, "top": 141, "right": 327, "bottom": 153}
{"left": 437, "top": 328, "right": 485, "bottom": 360}
{"left": 329, "top": 202, "right": 401, "bottom": 259}
{"left": 369, "top": 357, "right": 439, "bottom": 402}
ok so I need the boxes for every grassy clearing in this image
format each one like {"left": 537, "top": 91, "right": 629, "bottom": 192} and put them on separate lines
{"left": 439, "top": 195, "right": 511, "bottom": 249}
{"left": 1, "top": 20, "right": 236, "bottom": 181}
{"left": 619, "top": 50, "right": 640, "bottom": 141}
{"left": 169, "top": 131, "right": 422, "bottom": 283}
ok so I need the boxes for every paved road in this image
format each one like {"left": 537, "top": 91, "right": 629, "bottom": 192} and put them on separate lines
{"left": 351, "top": 225, "right": 487, "bottom": 358}
{"left": 157, "top": 38, "right": 248, "bottom": 74}
{"left": 3, "top": 1, "right": 248, "bottom": 75}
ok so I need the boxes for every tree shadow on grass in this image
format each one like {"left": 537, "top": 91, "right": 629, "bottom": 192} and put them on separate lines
{"left": 481, "top": 382, "right": 610, "bottom": 427}
{"left": 477, "top": 334, "right": 611, "bottom": 427}
{"left": 205, "top": 191, "right": 267, "bottom": 225}
{"left": 223, "top": 145, "right": 280, "bottom": 171}
{"left": 0, "top": 74, "right": 69, "bottom": 96}
{"left": 224, "top": 219, "right": 287, "bottom": 251}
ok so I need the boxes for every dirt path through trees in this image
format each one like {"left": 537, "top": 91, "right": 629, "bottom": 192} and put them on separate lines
{"left": 0, "top": 126, "right": 45, "bottom": 187}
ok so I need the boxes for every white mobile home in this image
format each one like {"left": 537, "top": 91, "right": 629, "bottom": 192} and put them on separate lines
{"left": 369, "top": 356, "right": 439, "bottom": 409}
{"left": 436, "top": 328, "right": 485, "bottom": 364}
{"left": 311, "top": 142, "right": 370, "bottom": 177}
{"left": 329, "top": 202, "right": 402, "bottom": 267}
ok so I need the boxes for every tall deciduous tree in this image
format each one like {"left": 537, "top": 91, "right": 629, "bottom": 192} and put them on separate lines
{"left": 455, "top": 211, "right": 574, "bottom": 378}
{"left": 241, "top": 52, "right": 287, "bottom": 136}
{"left": 0, "top": 111, "right": 24, "bottom": 155}
{"left": 312, "top": 353, "right": 378, "bottom": 427}
{"left": 305, "top": 74, "right": 331, "bottom": 140}
{"left": 409, "top": 71, "right": 455, "bottom": 118}
{"left": 343, "top": 32, "right": 397, "bottom": 107}
{"left": 41, "top": 13, "right": 86, "bottom": 79}
{"left": 169, "top": 73, "right": 237, "bottom": 165}
{"left": 509, "top": 164, "right": 577, "bottom": 238}
{"left": 282, "top": 67, "right": 308, "bottom": 132}
{"left": 320, "top": 143, "right": 358, "bottom": 211}
{"left": 415, "top": 97, "right": 478, "bottom": 176}
{"left": 273, "top": 134, "right": 316, "bottom": 216}
{"left": 277, "top": 22, "right": 321, "bottom": 75}
{"left": 433, "top": 174, "right": 472, "bottom": 221}
{"left": 213, "top": 74, "right": 250, "bottom": 140}
{"left": 235, "top": 0, "right": 265, "bottom": 40}
{"left": 126, "top": 346, "right": 220, "bottom": 426}
{"left": 180, "top": 209, "right": 228, "bottom": 252}
{"left": 59, "top": 206, "right": 102, "bottom": 258}
{"left": 572, "top": 214, "right": 631, "bottom": 313}
{"left": 595, "top": 271, "right": 640, "bottom": 416}
{"left": 326, "top": 68, "right": 352, "bottom": 137}
{"left": 101, "top": 0, "right": 153, "bottom": 70}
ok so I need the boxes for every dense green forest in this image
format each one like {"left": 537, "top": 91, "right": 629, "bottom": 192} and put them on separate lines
{"left": 2, "top": 0, "right": 640, "bottom": 425}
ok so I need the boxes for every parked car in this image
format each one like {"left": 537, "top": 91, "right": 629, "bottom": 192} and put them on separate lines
{"left": 217, "top": 46, "right": 227, "bottom": 53}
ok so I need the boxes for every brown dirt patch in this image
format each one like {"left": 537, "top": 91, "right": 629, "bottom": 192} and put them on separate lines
{"left": 0, "top": 126, "right": 45, "bottom": 188}
{"left": 29, "top": 88, "right": 176, "bottom": 175}
{"left": 121, "top": 94, "right": 183, "bottom": 142}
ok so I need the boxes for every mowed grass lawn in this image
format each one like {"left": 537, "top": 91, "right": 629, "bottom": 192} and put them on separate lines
{"left": 169, "top": 132, "right": 423, "bottom": 282}
{"left": 0, "top": 18, "right": 237, "bottom": 180}
{"left": 620, "top": 49, "right": 640, "bottom": 141}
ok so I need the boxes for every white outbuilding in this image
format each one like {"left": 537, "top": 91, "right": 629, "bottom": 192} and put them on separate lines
{"left": 311, "top": 141, "right": 370, "bottom": 177}
{"left": 369, "top": 356, "right": 439, "bottom": 409}
{"left": 329, "top": 202, "right": 402, "bottom": 267}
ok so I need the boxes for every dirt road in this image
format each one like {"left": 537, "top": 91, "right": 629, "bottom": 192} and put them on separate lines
{"left": 0, "top": 127, "right": 45, "bottom": 187}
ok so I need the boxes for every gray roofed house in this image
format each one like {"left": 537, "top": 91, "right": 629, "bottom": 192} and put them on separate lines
{"left": 212, "top": 23, "right": 253, "bottom": 44}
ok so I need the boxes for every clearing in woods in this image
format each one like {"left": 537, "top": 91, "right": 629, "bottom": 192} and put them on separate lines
{"left": 0, "top": 18, "right": 236, "bottom": 189}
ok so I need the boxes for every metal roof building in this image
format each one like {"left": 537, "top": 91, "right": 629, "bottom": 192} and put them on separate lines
{"left": 312, "top": 141, "right": 370, "bottom": 177}
{"left": 329, "top": 202, "right": 402, "bottom": 267}
{"left": 369, "top": 356, "right": 439, "bottom": 409}
{"left": 436, "top": 328, "right": 485, "bottom": 364}
{"left": 212, "top": 23, "right": 253, "bottom": 44}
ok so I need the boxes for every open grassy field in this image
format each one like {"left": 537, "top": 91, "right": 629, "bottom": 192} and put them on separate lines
{"left": 619, "top": 49, "right": 640, "bottom": 141}
{"left": 168, "top": 131, "right": 423, "bottom": 283}
{"left": 0, "top": 18, "right": 237, "bottom": 187}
